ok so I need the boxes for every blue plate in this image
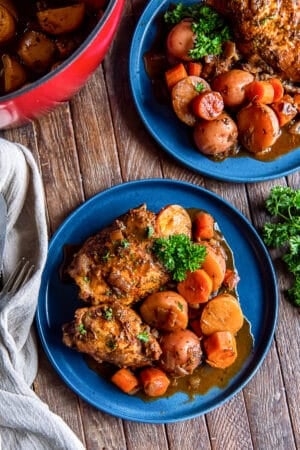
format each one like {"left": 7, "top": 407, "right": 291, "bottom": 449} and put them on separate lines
{"left": 129, "top": 0, "right": 300, "bottom": 183}
{"left": 36, "top": 179, "right": 278, "bottom": 423}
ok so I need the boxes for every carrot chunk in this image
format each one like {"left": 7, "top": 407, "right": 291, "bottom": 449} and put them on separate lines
{"left": 203, "top": 331, "right": 237, "bottom": 369}
{"left": 187, "top": 61, "right": 202, "bottom": 77}
{"left": 245, "top": 80, "right": 275, "bottom": 104}
{"left": 268, "top": 78, "right": 284, "bottom": 103}
{"left": 201, "top": 243, "right": 226, "bottom": 292}
{"left": 165, "top": 63, "right": 188, "bottom": 91}
{"left": 193, "top": 211, "right": 215, "bottom": 241}
{"left": 192, "top": 91, "right": 224, "bottom": 120}
{"left": 271, "top": 94, "right": 298, "bottom": 126}
{"left": 294, "top": 94, "right": 300, "bottom": 112}
{"left": 139, "top": 367, "right": 170, "bottom": 397}
{"left": 177, "top": 268, "right": 213, "bottom": 304}
{"left": 111, "top": 368, "right": 139, "bottom": 394}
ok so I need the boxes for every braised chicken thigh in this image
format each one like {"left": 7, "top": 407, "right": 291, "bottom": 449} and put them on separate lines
{"left": 67, "top": 205, "right": 170, "bottom": 306}
{"left": 62, "top": 302, "right": 162, "bottom": 369}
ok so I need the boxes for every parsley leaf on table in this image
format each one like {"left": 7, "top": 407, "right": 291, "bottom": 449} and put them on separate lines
{"left": 262, "top": 186, "right": 300, "bottom": 307}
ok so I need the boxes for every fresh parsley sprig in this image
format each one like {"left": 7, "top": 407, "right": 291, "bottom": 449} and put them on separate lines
{"left": 164, "top": 3, "right": 232, "bottom": 59}
{"left": 152, "top": 234, "right": 206, "bottom": 282}
{"left": 262, "top": 186, "right": 300, "bottom": 306}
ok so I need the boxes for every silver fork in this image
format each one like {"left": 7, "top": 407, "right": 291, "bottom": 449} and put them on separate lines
{"left": 0, "top": 257, "right": 35, "bottom": 297}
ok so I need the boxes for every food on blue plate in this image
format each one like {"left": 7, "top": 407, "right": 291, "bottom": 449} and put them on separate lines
{"left": 0, "top": 0, "right": 108, "bottom": 95}
{"left": 63, "top": 203, "right": 252, "bottom": 398}
{"left": 144, "top": 2, "right": 300, "bottom": 160}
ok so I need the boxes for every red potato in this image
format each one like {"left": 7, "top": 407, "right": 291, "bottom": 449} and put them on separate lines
{"left": 237, "top": 103, "right": 280, "bottom": 153}
{"left": 139, "top": 367, "right": 170, "bottom": 397}
{"left": 193, "top": 113, "right": 238, "bottom": 156}
{"left": 17, "top": 31, "right": 56, "bottom": 73}
{"left": 2, "top": 54, "right": 27, "bottom": 93}
{"left": 37, "top": 4, "right": 86, "bottom": 36}
{"left": 192, "top": 91, "right": 224, "bottom": 120}
{"left": 140, "top": 291, "right": 189, "bottom": 331}
{"left": 156, "top": 204, "right": 192, "bottom": 237}
{"left": 166, "top": 19, "right": 195, "bottom": 62}
{"left": 0, "top": 4, "right": 15, "bottom": 44}
{"left": 159, "top": 329, "right": 202, "bottom": 376}
{"left": 172, "top": 76, "right": 210, "bottom": 126}
{"left": 200, "top": 293, "right": 244, "bottom": 336}
{"left": 159, "top": 329, "right": 202, "bottom": 377}
{"left": 211, "top": 69, "right": 254, "bottom": 108}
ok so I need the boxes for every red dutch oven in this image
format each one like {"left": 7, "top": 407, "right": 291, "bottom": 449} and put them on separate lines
{"left": 0, "top": 0, "right": 125, "bottom": 129}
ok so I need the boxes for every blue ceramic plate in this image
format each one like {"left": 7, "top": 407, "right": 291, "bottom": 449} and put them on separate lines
{"left": 129, "top": 0, "right": 300, "bottom": 182}
{"left": 36, "top": 179, "right": 278, "bottom": 423}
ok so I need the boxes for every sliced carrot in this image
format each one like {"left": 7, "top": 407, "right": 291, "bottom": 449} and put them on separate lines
{"left": 187, "top": 61, "right": 202, "bottom": 77}
{"left": 192, "top": 91, "right": 224, "bottom": 120}
{"left": 294, "top": 94, "right": 300, "bottom": 112}
{"left": 193, "top": 211, "right": 215, "bottom": 241}
{"left": 223, "top": 268, "right": 240, "bottom": 290}
{"left": 268, "top": 78, "right": 284, "bottom": 103}
{"left": 203, "top": 331, "right": 237, "bottom": 369}
{"left": 139, "top": 367, "right": 170, "bottom": 397}
{"left": 165, "top": 63, "right": 188, "bottom": 91}
{"left": 200, "top": 293, "right": 244, "bottom": 336}
{"left": 245, "top": 80, "right": 274, "bottom": 104}
{"left": 201, "top": 242, "right": 226, "bottom": 292}
{"left": 111, "top": 368, "right": 139, "bottom": 394}
{"left": 177, "top": 268, "right": 213, "bottom": 304}
{"left": 271, "top": 94, "right": 298, "bottom": 126}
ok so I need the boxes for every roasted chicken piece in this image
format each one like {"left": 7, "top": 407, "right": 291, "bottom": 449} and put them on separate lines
{"left": 62, "top": 302, "right": 162, "bottom": 369}
{"left": 67, "top": 205, "right": 170, "bottom": 306}
{"left": 207, "top": 0, "right": 300, "bottom": 82}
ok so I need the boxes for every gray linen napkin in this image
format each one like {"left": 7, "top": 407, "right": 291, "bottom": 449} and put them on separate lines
{"left": 0, "top": 139, "right": 85, "bottom": 450}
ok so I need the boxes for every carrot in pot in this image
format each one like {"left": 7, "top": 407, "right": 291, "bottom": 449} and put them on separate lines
{"left": 177, "top": 268, "right": 213, "bottom": 304}
{"left": 165, "top": 63, "right": 188, "bottom": 91}
{"left": 193, "top": 211, "right": 215, "bottom": 241}
{"left": 203, "top": 330, "right": 237, "bottom": 369}
{"left": 271, "top": 94, "right": 298, "bottom": 126}
{"left": 245, "top": 80, "right": 274, "bottom": 104}
{"left": 139, "top": 367, "right": 170, "bottom": 397}
{"left": 188, "top": 61, "right": 202, "bottom": 77}
{"left": 111, "top": 368, "right": 140, "bottom": 394}
{"left": 294, "top": 94, "right": 300, "bottom": 112}
{"left": 268, "top": 78, "right": 284, "bottom": 102}
{"left": 192, "top": 91, "right": 224, "bottom": 120}
{"left": 200, "top": 293, "right": 244, "bottom": 336}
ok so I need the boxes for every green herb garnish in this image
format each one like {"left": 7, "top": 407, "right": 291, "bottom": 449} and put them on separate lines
{"left": 137, "top": 331, "right": 149, "bottom": 343}
{"left": 262, "top": 186, "right": 300, "bottom": 307}
{"left": 103, "top": 306, "right": 113, "bottom": 320}
{"left": 77, "top": 323, "right": 87, "bottom": 335}
{"left": 195, "top": 82, "right": 205, "bottom": 92}
{"left": 152, "top": 234, "right": 206, "bottom": 282}
{"left": 164, "top": 3, "right": 232, "bottom": 59}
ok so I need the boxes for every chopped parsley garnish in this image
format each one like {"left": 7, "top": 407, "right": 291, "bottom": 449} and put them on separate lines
{"left": 152, "top": 234, "right": 206, "bottom": 282}
{"left": 77, "top": 323, "right": 87, "bottom": 335}
{"left": 177, "top": 301, "right": 184, "bottom": 311}
{"left": 137, "top": 331, "right": 149, "bottom": 343}
{"left": 106, "top": 339, "right": 117, "bottom": 350}
{"left": 120, "top": 239, "right": 130, "bottom": 248}
{"left": 195, "top": 82, "right": 206, "bottom": 92}
{"left": 164, "top": 3, "right": 232, "bottom": 59}
{"left": 146, "top": 225, "right": 154, "bottom": 238}
{"left": 102, "top": 250, "right": 110, "bottom": 261}
{"left": 103, "top": 306, "right": 113, "bottom": 320}
{"left": 82, "top": 276, "right": 90, "bottom": 283}
{"left": 262, "top": 186, "right": 300, "bottom": 307}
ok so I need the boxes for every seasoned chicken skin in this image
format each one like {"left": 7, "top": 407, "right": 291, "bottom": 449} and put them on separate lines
{"left": 207, "top": 0, "right": 300, "bottom": 82}
{"left": 67, "top": 205, "right": 170, "bottom": 306}
{"left": 62, "top": 302, "right": 162, "bottom": 369}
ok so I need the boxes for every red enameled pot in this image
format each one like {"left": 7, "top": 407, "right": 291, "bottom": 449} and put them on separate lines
{"left": 0, "top": 0, "right": 125, "bottom": 129}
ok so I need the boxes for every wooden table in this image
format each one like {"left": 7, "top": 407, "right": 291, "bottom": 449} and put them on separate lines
{"left": 1, "top": 1, "right": 299, "bottom": 449}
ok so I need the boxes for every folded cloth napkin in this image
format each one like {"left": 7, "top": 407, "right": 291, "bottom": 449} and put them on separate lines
{"left": 0, "top": 138, "right": 85, "bottom": 450}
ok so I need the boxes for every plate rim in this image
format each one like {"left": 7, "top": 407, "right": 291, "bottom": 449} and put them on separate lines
{"left": 36, "top": 178, "right": 279, "bottom": 423}
{"left": 129, "top": 0, "right": 300, "bottom": 183}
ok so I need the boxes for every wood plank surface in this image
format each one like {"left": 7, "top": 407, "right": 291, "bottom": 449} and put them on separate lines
{"left": 0, "top": 1, "right": 299, "bottom": 449}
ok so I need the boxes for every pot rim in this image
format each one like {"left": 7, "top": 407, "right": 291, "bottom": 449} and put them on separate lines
{"left": 0, "top": 0, "right": 120, "bottom": 102}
